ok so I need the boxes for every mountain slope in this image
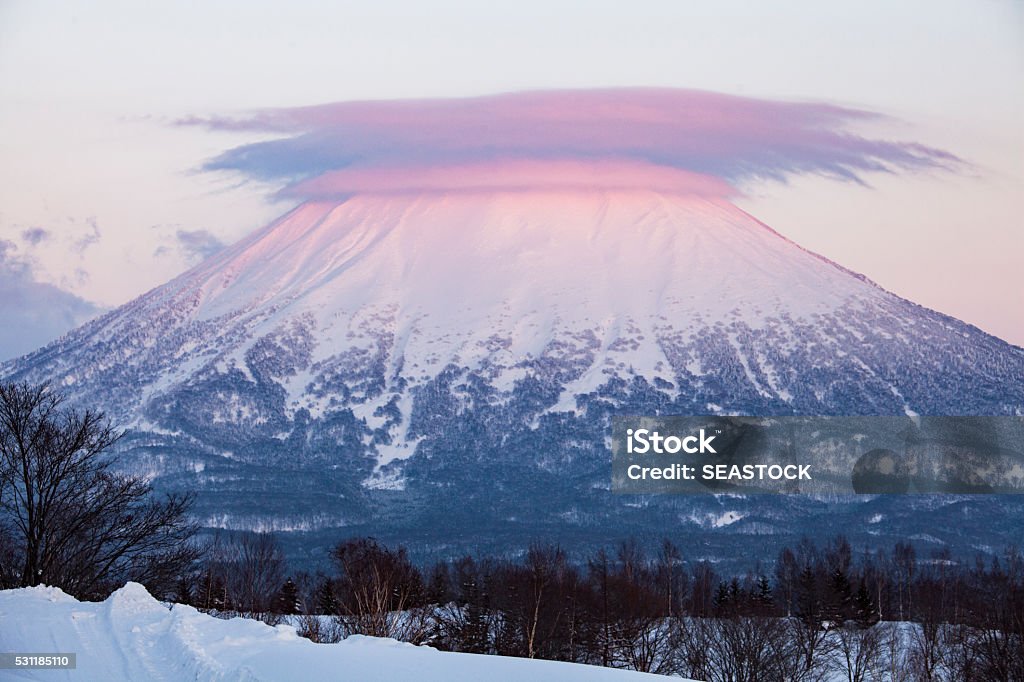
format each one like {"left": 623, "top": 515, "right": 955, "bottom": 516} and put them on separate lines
{"left": 3, "top": 188, "right": 1022, "bottom": 563}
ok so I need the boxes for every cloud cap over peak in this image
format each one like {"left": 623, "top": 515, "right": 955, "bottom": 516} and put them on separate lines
{"left": 183, "top": 88, "right": 960, "bottom": 198}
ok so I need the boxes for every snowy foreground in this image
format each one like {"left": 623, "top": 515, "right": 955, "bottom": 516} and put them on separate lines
{"left": 0, "top": 583, "right": 680, "bottom": 681}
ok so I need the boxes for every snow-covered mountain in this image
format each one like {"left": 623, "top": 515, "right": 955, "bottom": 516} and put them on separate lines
{"left": 3, "top": 187, "right": 1023, "bottom": 563}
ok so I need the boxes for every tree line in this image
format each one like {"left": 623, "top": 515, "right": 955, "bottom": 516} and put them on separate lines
{"left": 171, "top": 532, "right": 1022, "bottom": 682}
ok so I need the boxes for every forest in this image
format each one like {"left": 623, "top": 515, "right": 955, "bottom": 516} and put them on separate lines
{"left": 181, "top": 532, "right": 1023, "bottom": 682}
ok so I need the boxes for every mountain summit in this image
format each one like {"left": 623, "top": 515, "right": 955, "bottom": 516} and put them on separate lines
{"left": 4, "top": 185, "right": 1022, "bottom": 558}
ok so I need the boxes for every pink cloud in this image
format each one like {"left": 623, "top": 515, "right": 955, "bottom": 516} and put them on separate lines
{"left": 182, "top": 88, "right": 960, "bottom": 198}
{"left": 285, "top": 159, "right": 735, "bottom": 199}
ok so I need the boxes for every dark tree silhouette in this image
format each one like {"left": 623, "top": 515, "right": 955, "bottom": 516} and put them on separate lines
{"left": 0, "top": 382, "right": 198, "bottom": 598}
{"left": 330, "top": 537, "right": 430, "bottom": 642}
{"left": 274, "top": 577, "right": 301, "bottom": 615}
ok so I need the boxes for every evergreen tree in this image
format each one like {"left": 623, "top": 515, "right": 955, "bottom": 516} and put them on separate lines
{"left": 796, "top": 565, "right": 821, "bottom": 627}
{"left": 175, "top": 575, "right": 193, "bottom": 606}
{"left": 426, "top": 563, "right": 452, "bottom": 604}
{"left": 753, "top": 574, "right": 774, "bottom": 613}
{"left": 714, "top": 581, "right": 731, "bottom": 612}
{"left": 827, "top": 567, "right": 853, "bottom": 624}
{"left": 315, "top": 578, "right": 339, "bottom": 616}
{"left": 275, "top": 577, "right": 301, "bottom": 615}
{"left": 462, "top": 576, "right": 492, "bottom": 653}
{"left": 853, "top": 579, "right": 878, "bottom": 628}
{"left": 196, "top": 568, "right": 228, "bottom": 611}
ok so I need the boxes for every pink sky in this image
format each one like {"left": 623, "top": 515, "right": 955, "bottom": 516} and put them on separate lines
{"left": 0, "top": 1, "right": 1020, "bottom": 358}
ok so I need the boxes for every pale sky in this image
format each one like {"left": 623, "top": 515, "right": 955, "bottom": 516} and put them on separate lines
{"left": 0, "top": 0, "right": 1021, "bottom": 360}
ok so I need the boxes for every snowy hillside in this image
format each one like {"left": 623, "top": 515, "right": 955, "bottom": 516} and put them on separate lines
{"left": 0, "top": 583, "right": 676, "bottom": 682}
{"left": 11, "top": 189, "right": 1021, "bottom": 431}
{"left": 2, "top": 186, "right": 1023, "bottom": 562}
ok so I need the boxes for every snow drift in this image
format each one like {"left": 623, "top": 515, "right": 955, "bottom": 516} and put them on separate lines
{"left": 0, "top": 583, "right": 675, "bottom": 681}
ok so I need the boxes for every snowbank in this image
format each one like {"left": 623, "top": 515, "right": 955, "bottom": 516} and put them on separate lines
{"left": 0, "top": 583, "right": 677, "bottom": 681}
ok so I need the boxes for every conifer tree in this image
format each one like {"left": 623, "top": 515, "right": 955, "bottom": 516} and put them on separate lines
{"left": 275, "top": 577, "right": 301, "bottom": 615}
{"left": 853, "top": 579, "right": 879, "bottom": 628}
{"left": 315, "top": 578, "right": 339, "bottom": 616}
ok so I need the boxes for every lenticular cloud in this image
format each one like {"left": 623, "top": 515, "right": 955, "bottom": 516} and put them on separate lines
{"left": 182, "top": 88, "right": 959, "bottom": 198}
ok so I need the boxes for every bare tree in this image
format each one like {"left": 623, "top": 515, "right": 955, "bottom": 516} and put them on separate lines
{"left": 0, "top": 382, "right": 198, "bottom": 598}
{"left": 776, "top": 547, "right": 799, "bottom": 618}
{"left": 892, "top": 542, "right": 916, "bottom": 621}
{"left": 941, "top": 623, "right": 982, "bottom": 682}
{"left": 587, "top": 540, "right": 678, "bottom": 674}
{"left": 880, "top": 623, "right": 913, "bottom": 682}
{"left": 677, "top": 616, "right": 716, "bottom": 681}
{"left": 906, "top": 611, "right": 946, "bottom": 681}
{"left": 203, "top": 531, "right": 289, "bottom": 623}
{"left": 331, "top": 537, "right": 430, "bottom": 643}
{"left": 515, "top": 543, "right": 571, "bottom": 660}
{"left": 834, "top": 622, "right": 885, "bottom": 682}
{"left": 657, "top": 538, "right": 685, "bottom": 617}
{"left": 699, "top": 616, "right": 795, "bottom": 682}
